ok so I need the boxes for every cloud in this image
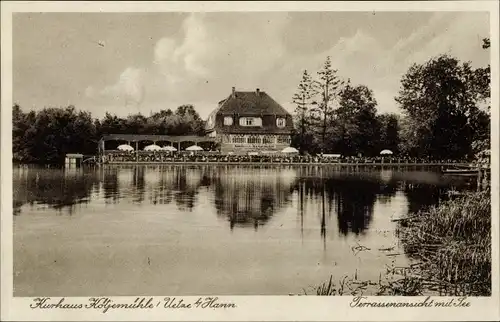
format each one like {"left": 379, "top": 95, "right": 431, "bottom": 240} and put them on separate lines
{"left": 87, "top": 12, "right": 489, "bottom": 119}
{"left": 94, "top": 13, "right": 392, "bottom": 117}
{"left": 305, "top": 12, "right": 490, "bottom": 113}
{"left": 405, "top": 12, "right": 489, "bottom": 67}
{"left": 324, "top": 29, "right": 387, "bottom": 82}
{"left": 91, "top": 12, "right": 292, "bottom": 117}
{"left": 100, "top": 67, "right": 146, "bottom": 106}
{"left": 153, "top": 13, "right": 289, "bottom": 86}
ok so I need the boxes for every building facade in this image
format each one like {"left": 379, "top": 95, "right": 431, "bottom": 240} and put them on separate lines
{"left": 205, "top": 87, "right": 293, "bottom": 154}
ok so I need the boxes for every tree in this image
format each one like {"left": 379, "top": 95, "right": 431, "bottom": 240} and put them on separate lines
{"left": 171, "top": 105, "right": 205, "bottom": 135}
{"left": 470, "top": 37, "right": 491, "bottom": 157}
{"left": 398, "top": 117, "right": 415, "bottom": 156}
{"left": 336, "top": 84, "right": 380, "bottom": 156}
{"left": 126, "top": 113, "right": 148, "bottom": 134}
{"left": 291, "top": 70, "right": 315, "bottom": 154}
{"left": 396, "top": 54, "right": 490, "bottom": 159}
{"left": 13, "top": 106, "right": 98, "bottom": 164}
{"left": 470, "top": 109, "right": 490, "bottom": 155}
{"left": 377, "top": 113, "right": 400, "bottom": 154}
{"left": 12, "top": 104, "right": 28, "bottom": 162}
{"left": 12, "top": 102, "right": 209, "bottom": 164}
{"left": 99, "top": 112, "right": 126, "bottom": 134}
{"left": 311, "top": 56, "right": 345, "bottom": 154}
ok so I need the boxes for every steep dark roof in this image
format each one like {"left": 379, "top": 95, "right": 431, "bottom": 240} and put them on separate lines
{"left": 218, "top": 91, "right": 290, "bottom": 116}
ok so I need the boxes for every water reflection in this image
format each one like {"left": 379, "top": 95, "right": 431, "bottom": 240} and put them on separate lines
{"left": 103, "top": 168, "right": 119, "bottom": 203}
{"left": 213, "top": 166, "right": 296, "bottom": 230}
{"left": 296, "top": 168, "right": 399, "bottom": 236}
{"left": 13, "top": 165, "right": 476, "bottom": 235}
{"left": 12, "top": 165, "right": 482, "bottom": 296}
{"left": 13, "top": 167, "right": 99, "bottom": 215}
{"left": 172, "top": 167, "right": 202, "bottom": 211}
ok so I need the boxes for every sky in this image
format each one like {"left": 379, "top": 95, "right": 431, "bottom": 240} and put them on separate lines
{"left": 13, "top": 11, "right": 490, "bottom": 119}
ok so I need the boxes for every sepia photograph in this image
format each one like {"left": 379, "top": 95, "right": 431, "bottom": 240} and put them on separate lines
{"left": 1, "top": 1, "right": 499, "bottom": 321}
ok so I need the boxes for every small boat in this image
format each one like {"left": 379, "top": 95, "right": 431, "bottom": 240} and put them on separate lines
{"left": 441, "top": 168, "right": 479, "bottom": 175}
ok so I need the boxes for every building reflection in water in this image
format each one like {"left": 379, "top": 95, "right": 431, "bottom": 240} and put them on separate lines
{"left": 148, "top": 165, "right": 212, "bottom": 210}
{"left": 213, "top": 166, "right": 297, "bottom": 230}
{"left": 173, "top": 167, "right": 202, "bottom": 211}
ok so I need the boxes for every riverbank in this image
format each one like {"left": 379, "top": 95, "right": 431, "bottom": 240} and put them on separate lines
{"left": 308, "top": 191, "right": 491, "bottom": 296}
{"left": 396, "top": 190, "right": 491, "bottom": 296}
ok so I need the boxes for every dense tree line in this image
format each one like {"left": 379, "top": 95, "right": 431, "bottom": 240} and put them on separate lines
{"left": 291, "top": 59, "right": 401, "bottom": 157}
{"left": 12, "top": 104, "right": 205, "bottom": 164}
{"left": 396, "top": 54, "right": 490, "bottom": 159}
{"left": 12, "top": 39, "right": 490, "bottom": 164}
{"left": 291, "top": 39, "right": 490, "bottom": 159}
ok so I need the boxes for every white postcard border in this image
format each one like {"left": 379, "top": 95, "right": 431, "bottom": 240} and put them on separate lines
{"left": 1, "top": 1, "right": 499, "bottom": 321}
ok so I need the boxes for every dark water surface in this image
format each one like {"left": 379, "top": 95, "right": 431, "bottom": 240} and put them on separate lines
{"left": 13, "top": 165, "right": 475, "bottom": 296}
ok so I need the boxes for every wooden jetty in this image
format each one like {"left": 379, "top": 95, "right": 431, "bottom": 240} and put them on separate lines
{"left": 441, "top": 168, "right": 480, "bottom": 176}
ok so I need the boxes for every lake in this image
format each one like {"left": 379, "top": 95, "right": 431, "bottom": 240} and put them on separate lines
{"left": 12, "top": 165, "right": 476, "bottom": 296}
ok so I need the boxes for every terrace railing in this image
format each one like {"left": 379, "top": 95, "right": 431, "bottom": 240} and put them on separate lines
{"left": 100, "top": 151, "right": 484, "bottom": 167}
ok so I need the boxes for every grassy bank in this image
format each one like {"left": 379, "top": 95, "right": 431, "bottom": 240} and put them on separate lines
{"left": 306, "top": 191, "right": 491, "bottom": 296}
{"left": 396, "top": 191, "right": 491, "bottom": 296}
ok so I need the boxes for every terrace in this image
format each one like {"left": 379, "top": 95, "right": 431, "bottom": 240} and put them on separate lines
{"left": 97, "top": 152, "right": 479, "bottom": 167}
{"left": 99, "top": 134, "right": 218, "bottom": 153}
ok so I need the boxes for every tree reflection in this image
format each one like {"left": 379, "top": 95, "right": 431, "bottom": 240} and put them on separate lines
{"left": 13, "top": 165, "right": 474, "bottom": 234}
{"left": 102, "top": 168, "right": 119, "bottom": 203}
{"left": 296, "top": 167, "right": 399, "bottom": 237}
{"left": 13, "top": 167, "right": 99, "bottom": 215}
{"left": 332, "top": 177, "right": 377, "bottom": 236}
{"left": 298, "top": 180, "right": 305, "bottom": 240}
{"left": 132, "top": 166, "right": 146, "bottom": 204}
{"left": 403, "top": 182, "right": 445, "bottom": 215}
{"left": 321, "top": 180, "right": 327, "bottom": 249}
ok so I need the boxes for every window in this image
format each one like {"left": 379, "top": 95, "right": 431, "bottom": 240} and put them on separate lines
{"left": 276, "top": 117, "right": 286, "bottom": 128}
{"left": 232, "top": 135, "right": 246, "bottom": 144}
{"left": 224, "top": 116, "right": 233, "bottom": 126}
{"left": 239, "top": 117, "right": 262, "bottom": 127}
{"left": 263, "top": 135, "right": 274, "bottom": 144}
{"left": 277, "top": 136, "right": 291, "bottom": 144}
{"left": 248, "top": 136, "right": 262, "bottom": 144}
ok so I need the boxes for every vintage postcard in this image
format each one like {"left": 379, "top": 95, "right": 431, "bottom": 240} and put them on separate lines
{"left": 1, "top": 1, "right": 499, "bottom": 321}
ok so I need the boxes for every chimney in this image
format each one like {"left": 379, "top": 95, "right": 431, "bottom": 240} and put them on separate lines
{"left": 256, "top": 88, "right": 260, "bottom": 97}
{"left": 232, "top": 87, "right": 236, "bottom": 98}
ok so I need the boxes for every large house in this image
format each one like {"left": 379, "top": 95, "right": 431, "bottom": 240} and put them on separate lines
{"left": 205, "top": 87, "right": 293, "bottom": 154}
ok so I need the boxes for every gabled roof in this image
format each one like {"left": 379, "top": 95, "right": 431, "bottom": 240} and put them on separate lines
{"left": 217, "top": 91, "right": 290, "bottom": 115}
